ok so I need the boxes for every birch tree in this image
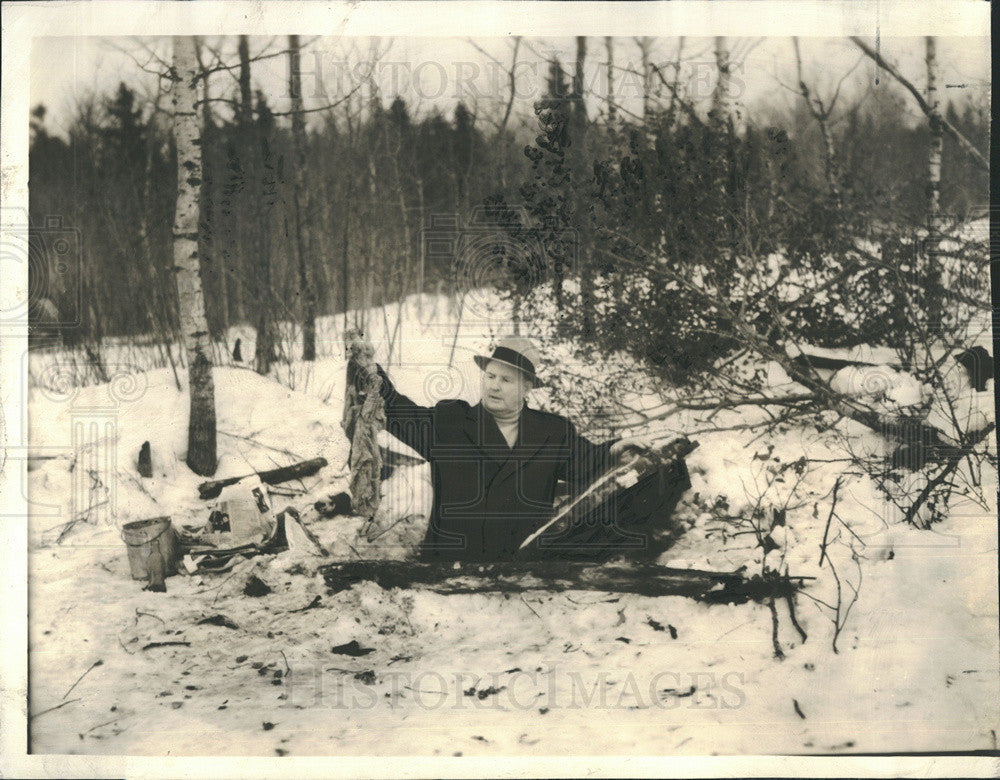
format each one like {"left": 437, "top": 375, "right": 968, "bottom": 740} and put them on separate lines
{"left": 171, "top": 35, "right": 217, "bottom": 476}
{"left": 604, "top": 37, "right": 616, "bottom": 122}
{"left": 572, "top": 36, "right": 595, "bottom": 339}
{"left": 712, "top": 37, "right": 732, "bottom": 127}
{"left": 925, "top": 36, "right": 943, "bottom": 322}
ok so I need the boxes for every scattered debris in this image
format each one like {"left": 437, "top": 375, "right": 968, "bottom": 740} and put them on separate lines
{"left": 288, "top": 596, "right": 323, "bottom": 615}
{"left": 137, "top": 441, "right": 153, "bottom": 478}
{"left": 262, "top": 721, "right": 276, "bottom": 731}
{"left": 793, "top": 699, "right": 806, "bottom": 719}
{"left": 196, "top": 614, "right": 240, "bottom": 630}
{"left": 464, "top": 685, "right": 506, "bottom": 700}
{"left": 314, "top": 491, "right": 352, "bottom": 518}
{"left": 243, "top": 575, "right": 272, "bottom": 597}
{"left": 141, "top": 641, "right": 190, "bottom": 651}
{"left": 332, "top": 640, "right": 375, "bottom": 657}
{"left": 354, "top": 670, "right": 376, "bottom": 685}
{"left": 660, "top": 685, "right": 697, "bottom": 699}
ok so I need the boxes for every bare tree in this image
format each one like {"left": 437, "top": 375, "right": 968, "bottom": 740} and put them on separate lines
{"left": 289, "top": 34, "right": 318, "bottom": 361}
{"left": 712, "top": 37, "right": 733, "bottom": 126}
{"left": 237, "top": 35, "right": 277, "bottom": 374}
{"left": 572, "top": 36, "right": 595, "bottom": 339}
{"left": 194, "top": 42, "right": 228, "bottom": 346}
{"left": 925, "top": 37, "right": 943, "bottom": 232}
{"left": 170, "top": 35, "right": 217, "bottom": 476}
{"left": 792, "top": 37, "right": 843, "bottom": 206}
{"left": 604, "top": 37, "right": 616, "bottom": 122}
{"left": 634, "top": 37, "right": 654, "bottom": 121}
{"left": 850, "top": 36, "right": 988, "bottom": 172}
{"left": 925, "top": 36, "right": 944, "bottom": 325}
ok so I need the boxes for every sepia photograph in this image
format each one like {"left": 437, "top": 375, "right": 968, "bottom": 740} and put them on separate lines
{"left": 1, "top": 1, "right": 996, "bottom": 776}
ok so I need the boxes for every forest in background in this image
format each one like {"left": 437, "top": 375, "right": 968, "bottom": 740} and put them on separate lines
{"left": 27, "top": 36, "right": 989, "bottom": 361}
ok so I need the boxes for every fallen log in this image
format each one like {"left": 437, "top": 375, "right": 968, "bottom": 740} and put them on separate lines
{"left": 197, "top": 457, "right": 328, "bottom": 500}
{"left": 319, "top": 559, "right": 812, "bottom": 605}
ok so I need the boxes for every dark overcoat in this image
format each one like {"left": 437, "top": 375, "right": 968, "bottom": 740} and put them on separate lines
{"left": 376, "top": 366, "right": 614, "bottom": 561}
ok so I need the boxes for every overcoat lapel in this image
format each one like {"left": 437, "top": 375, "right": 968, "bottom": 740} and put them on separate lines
{"left": 464, "top": 402, "right": 514, "bottom": 462}
{"left": 484, "top": 406, "right": 557, "bottom": 495}
{"left": 515, "top": 407, "right": 556, "bottom": 464}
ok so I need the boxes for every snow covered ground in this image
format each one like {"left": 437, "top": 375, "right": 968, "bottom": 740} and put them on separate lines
{"left": 25, "top": 292, "right": 999, "bottom": 755}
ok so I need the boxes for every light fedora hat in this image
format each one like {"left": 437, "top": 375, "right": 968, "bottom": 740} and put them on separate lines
{"left": 474, "top": 336, "right": 544, "bottom": 388}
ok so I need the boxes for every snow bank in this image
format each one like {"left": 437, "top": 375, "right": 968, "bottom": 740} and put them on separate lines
{"left": 25, "top": 288, "right": 999, "bottom": 756}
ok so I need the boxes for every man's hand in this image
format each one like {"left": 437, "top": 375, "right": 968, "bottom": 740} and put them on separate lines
{"left": 609, "top": 436, "right": 655, "bottom": 464}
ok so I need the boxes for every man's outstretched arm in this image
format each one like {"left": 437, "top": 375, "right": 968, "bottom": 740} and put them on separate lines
{"left": 374, "top": 364, "right": 434, "bottom": 461}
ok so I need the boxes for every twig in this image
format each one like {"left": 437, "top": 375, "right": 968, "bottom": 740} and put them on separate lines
{"left": 211, "top": 569, "right": 242, "bottom": 606}
{"left": 216, "top": 429, "right": 304, "bottom": 462}
{"left": 63, "top": 660, "right": 103, "bottom": 700}
{"left": 79, "top": 717, "right": 121, "bottom": 737}
{"left": 31, "top": 698, "right": 81, "bottom": 719}
{"left": 520, "top": 594, "right": 542, "bottom": 620}
{"left": 768, "top": 597, "right": 785, "bottom": 660}
{"left": 818, "top": 476, "right": 843, "bottom": 568}
{"left": 135, "top": 609, "right": 165, "bottom": 625}
{"left": 141, "top": 641, "right": 191, "bottom": 651}
{"left": 784, "top": 581, "right": 808, "bottom": 643}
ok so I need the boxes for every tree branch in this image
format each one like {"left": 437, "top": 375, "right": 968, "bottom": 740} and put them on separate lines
{"left": 850, "top": 36, "right": 988, "bottom": 171}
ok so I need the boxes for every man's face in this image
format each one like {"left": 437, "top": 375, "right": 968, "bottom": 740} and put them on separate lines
{"left": 481, "top": 359, "right": 530, "bottom": 415}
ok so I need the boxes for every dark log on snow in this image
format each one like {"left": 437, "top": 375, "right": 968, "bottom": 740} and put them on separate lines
{"left": 197, "top": 457, "right": 328, "bottom": 500}
{"left": 320, "top": 559, "right": 812, "bottom": 605}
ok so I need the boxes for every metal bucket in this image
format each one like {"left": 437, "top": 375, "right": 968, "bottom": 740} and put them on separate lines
{"left": 121, "top": 516, "right": 177, "bottom": 580}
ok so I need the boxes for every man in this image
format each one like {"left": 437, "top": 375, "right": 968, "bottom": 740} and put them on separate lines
{"left": 374, "top": 336, "right": 659, "bottom": 562}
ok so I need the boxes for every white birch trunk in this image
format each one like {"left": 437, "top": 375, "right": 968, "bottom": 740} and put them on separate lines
{"left": 925, "top": 36, "right": 943, "bottom": 322}
{"left": 172, "top": 35, "right": 217, "bottom": 476}
{"left": 605, "top": 36, "right": 616, "bottom": 122}
{"left": 713, "top": 36, "right": 732, "bottom": 127}
{"left": 926, "top": 36, "right": 943, "bottom": 234}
